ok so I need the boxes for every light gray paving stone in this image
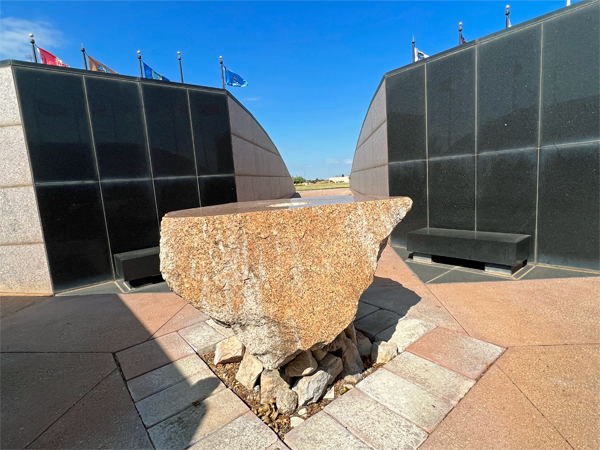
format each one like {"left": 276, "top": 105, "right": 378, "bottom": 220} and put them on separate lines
{"left": 179, "top": 322, "right": 226, "bottom": 354}
{"left": 375, "top": 318, "right": 436, "bottom": 352}
{"left": 354, "top": 309, "right": 402, "bottom": 340}
{"left": 355, "top": 301, "right": 379, "bottom": 321}
{"left": 284, "top": 411, "right": 371, "bottom": 450}
{"left": 356, "top": 368, "right": 453, "bottom": 432}
{"left": 385, "top": 352, "right": 475, "bottom": 404}
{"left": 266, "top": 441, "right": 291, "bottom": 450}
{"left": 135, "top": 369, "right": 225, "bottom": 427}
{"left": 127, "top": 354, "right": 212, "bottom": 402}
{"left": 189, "top": 411, "right": 278, "bottom": 450}
{"left": 148, "top": 388, "right": 249, "bottom": 450}
{"left": 206, "top": 318, "right": 236, "bottom": 337}
{"left": 325, "top": 388, "right": 428, "bottom": 450}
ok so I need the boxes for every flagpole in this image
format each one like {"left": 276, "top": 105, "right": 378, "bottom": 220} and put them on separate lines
{"left": 412, "top": 37, "right": 416, "bottom": 63}
{"left": 29, "top": 34, "right": 38, "bottom": 63}
{"left": 220, "top": 56, "right": 225, "bottom": 90}
{"left": 506, "top": 5, "right": 511, "bottom": 28}
{"left": 137, "top": 50, "right": 143, "bottom": 78}
{"left": 459, "top": 22, "right": 463, "bottom": 46}
{"left": 81, "top": 44, "right": 88, "bottom": 70}
{"left": 177, "top": 51, "right": 184, "bottom": 83}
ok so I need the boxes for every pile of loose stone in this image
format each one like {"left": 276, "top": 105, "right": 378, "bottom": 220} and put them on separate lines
{"left": 211, "top": 321, "right": 391, "bottom": 419}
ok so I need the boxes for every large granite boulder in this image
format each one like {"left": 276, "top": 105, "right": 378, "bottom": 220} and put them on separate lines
{"left": 160, "top": 195, "right": 411, "bottom": 370}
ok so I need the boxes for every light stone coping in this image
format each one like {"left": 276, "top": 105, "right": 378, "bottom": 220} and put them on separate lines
{"left": 228, "top": 97, "right": 253, "bottom": 142}
{"left": 148, "top": 388, "right": 249, "bottom": 450}
{"left": 325, "top": 388, "right": 428, "bottom": 450}
{"left": 0, "top": 186, "right": 44, "bottom": 245}
{"left": 205, "top": 318, "right": 235, "bottom": 337}
{"left": 0, "top": 67, "right": 21, "bottom": 127}
{"left": 284, "top": 411, "right": 371, "bottom": 450}
{"left": 375, "top": 318, "right": 437, "bottom": 352}
{"left": 179, "top": 322, "right": 226, "bottom": 354}
{"left": 356, "top": 368, "right": 453, "bottom": 432}
{"left": 127, "top": 354, "right": 212, "bottom": 402}
{"left": 189, "top": 411, "right": 278, "bottom": 450}
{"left": 385, "top": 352, "right": 475, "bottom": 404}
{"left": 0, "top": 243, "right": 52, "bottom": 294}
{"left": 0, "top": 126, "right": 33, "bottom": 187}
{"left": 136, "top": 370, "right": 226, "bottom": 427}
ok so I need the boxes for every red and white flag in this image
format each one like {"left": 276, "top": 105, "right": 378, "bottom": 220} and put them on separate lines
{"left": 37, "top": 47, "right": 69, "bottom": 67}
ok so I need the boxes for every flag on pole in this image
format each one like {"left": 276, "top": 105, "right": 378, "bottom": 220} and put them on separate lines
{"left": 413, "top": 46, "right": 429, "bottom": 62}
{"left": 460, "top": 34, "right": 467, "bottom": 45}
{"left": 88, "top": 55, "right": 118, "bottom": 74}
{"left": 143, "top": 62, "right": 169, "bottom": 81}
{"left": 224, "top": 66, "right": 247, "bottom": 87}
{"left": 37, "top": 47, "right": 69, "bottom": 67}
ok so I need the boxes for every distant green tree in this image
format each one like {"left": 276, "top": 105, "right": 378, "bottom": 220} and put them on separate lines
{"left": 292, "top": 176, "right": 306, "bottom": 184}
{"left": 341, "top": 174, "right": 345, "bottom": 177}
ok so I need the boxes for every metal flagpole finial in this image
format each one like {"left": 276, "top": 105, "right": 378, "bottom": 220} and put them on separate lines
{"left": 81, "top": 44, "right": 88, "bottom": 70}
{"left": 506, "top": 5, "right": 511, "bottom": 28}
{"left": 219, "top": 56, "right": 225, "bottom": 90}
{"left": 137, "top": 50, "right": 143, "bottom": 78}
{"left": 177, "top": 51, "right": 184, "bottom": 84}
{"left": 29, "top": 33, "right": 38, "bottom": 63}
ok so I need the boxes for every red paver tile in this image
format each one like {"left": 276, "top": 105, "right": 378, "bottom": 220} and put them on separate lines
{"left": 419, "top": 365, "right": 571, "bottom": 450}
{"left": 0, "top": 293, "right": 186, "bottom": 352}
{"left": 29, "top": 371, "right": 151, "bottom": 449}
{"left": 116, "top": 332, "right": 195, "bottom": 380}
{"left": 151, "top": 304, "right": 209, "bottom": 339}
{"left": 428, "top": 277, "right": 600, "bottom": 347}
{"left": 1, "top": 353, "right": 116, "bottom": 449}
{"left": 406, "top": 327, "right": 504, "bottom": 379}
{"left": 374, "top": 247, "right": 466, "bottom": 333}
{"left": 497, "top": 344, "right": 600, "bottom": 450}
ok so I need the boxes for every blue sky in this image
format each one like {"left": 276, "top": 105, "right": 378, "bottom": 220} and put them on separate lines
{"left": 1, "top": 1, "right": 572, "bottom": 179}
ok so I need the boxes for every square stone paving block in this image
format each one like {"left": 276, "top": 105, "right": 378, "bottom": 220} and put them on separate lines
{"left": 374, "top": 317, "right": 436, "bottom": 351}
{"left": 354, "top": 309, "right": 402, "bottom": 340}
{"left": 359, "top": 285, "right": 424, "bottom": 316}
{"left": 356, "top": 368, "right": 453, "bottom": 432}
{"left": 385, "top": 352, "right": 475, "bottom": 404}
{"left": 135, "top": 369, "right": 225, "bottom": 427}
{"left": 151, "top": 304, "right": 209, "bottom": 338}
{"left": 284, "top": 411, "right": 371, "bottom": 450}
{"left": 406, "top": 327, "right": 504, "bottom": 379}
{"left": 116, "top": 332, "right": 195, "bottom": 380}
{"left": 325, "top": 388, "right": 428, "bottom": 450}
{"left": 178, "top": 322, "right": 227, "bottom": 354}
{"left": 148, "top": 388, "right": 249, "bottom": 450}
{"left": 127, "top": 354, "right": 213, "bottom": 402}
{"left": 355, "top": 301, "right": 380, "bottom": 321}
{"left": 189, "top": 411, "right": 279, "bottom": 450}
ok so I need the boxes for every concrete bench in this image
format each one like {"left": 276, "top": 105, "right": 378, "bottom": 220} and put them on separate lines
{"left": 407, "top": 228, "right": 531, "bottom": 275}
{"left": 114, "top": 247, "right": 160, "bottom": 282}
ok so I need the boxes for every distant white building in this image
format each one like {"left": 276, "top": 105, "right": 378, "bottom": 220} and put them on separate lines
{"left": 328, "top": 176, "right": 349, "bottom": 183}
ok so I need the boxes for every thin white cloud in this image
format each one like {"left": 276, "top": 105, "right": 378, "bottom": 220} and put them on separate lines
{"left": 325, "top": 158, "right": 338, "bottom": 164}
{"left": 245, "top": 97, "right": 260, "bottom": 101}
{"left": 344, "top": 159, "right": 353, "bottom": 164}
{"left": 0, "top": 16, "right": 67, "bottom": 60}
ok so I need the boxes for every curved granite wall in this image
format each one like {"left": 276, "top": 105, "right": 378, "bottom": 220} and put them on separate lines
{"left": 0, "top": 60, "right": 294, "bottom": 293}
{"left": 350, "top": 0, "right": 599, "bottom": 271}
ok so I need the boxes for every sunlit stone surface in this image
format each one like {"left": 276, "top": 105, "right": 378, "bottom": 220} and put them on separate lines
{"left": 160, "top": 195, "right": 412, "bottom": 370}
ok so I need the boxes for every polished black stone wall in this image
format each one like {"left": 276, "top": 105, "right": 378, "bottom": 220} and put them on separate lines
{"left": 12, "top": 62, "right": 237, "bottom": 291}
{"left": 387, "top": 1, "right": 599, "bottom": 271}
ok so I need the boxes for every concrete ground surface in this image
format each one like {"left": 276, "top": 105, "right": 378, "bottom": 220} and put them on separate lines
{"left": 1, "top": 246, "right": 598, "bottom": 450}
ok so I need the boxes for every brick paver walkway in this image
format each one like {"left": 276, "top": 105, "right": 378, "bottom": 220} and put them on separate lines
{"left": 1, "top": 245, "right": 598, "bottom": 449}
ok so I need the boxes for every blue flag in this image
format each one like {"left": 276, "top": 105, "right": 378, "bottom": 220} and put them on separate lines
{"left": 460, "top": 34, "right": 467, "bottom": 45}
{"left": 224, "top": 66, "right": 247, "bottom": 87}
{"left": 143, "top": 62, "right": 169, "bottom": 81}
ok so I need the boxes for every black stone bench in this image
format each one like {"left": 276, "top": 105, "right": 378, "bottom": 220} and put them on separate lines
{"left": 114, "top": 247, "right": 161, "bottom": 282}
{"left": 407, "top": 228, "right": 531, "bottom": 274}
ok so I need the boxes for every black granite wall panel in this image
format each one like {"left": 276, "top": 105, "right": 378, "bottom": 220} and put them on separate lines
{"left": 541, "top": 4, "right": 600, "bottom": 145}
{"left": 537, "top": 143, "right": 599, "bottom": 270}
{"left": 386, "top": 66, "right": 426, "bottom": 163}
{"left": 389, "top": 161, "right": 427, "bottom": 246}
{"left": 477, "top": 25, "right": 541, "bottom": 153}
{"left": 427, "top": 48, "right": 475, "bottom": 158}
{"left": 476, "top": 149, "right": 538, "bottom": 256}
{"left": 428, "top": 156, "right": 475, "bottom": 230}
{"left": 86, "top": 77, "right": 151, "bottom": 180}
{"left": 198, "top": 176, "right": 238, "bottom": 207}
{"left": 154, "top": 177, "right": 200, "bottom": 220}
{"left": 15, "top": 68, "right": 97, "bottom": 183}
{"left": 35, "top": 183, "right": 113, "bottom": 292}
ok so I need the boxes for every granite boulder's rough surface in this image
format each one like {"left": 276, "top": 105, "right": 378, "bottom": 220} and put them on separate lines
{"left": 160, "top": 195, "right": 412, "bottom": 370}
